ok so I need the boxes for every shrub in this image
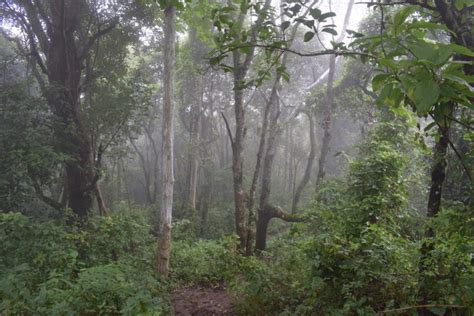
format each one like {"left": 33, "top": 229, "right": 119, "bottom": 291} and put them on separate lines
{"left": 171, "top": 236, "right": 240, "bottom": 285}
{"left": 0, "top": 211, "right": 168, "bottom": 315}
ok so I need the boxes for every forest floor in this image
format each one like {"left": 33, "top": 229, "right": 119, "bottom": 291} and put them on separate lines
{"left": 171, "top": 283, "right": 236, "bottom": 315}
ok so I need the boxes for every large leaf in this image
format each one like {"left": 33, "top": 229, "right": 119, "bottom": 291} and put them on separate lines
{"left": 304, "top": 31, "right": 315, "bottom": 42}
{"left": 393, "top": 6, "right": 417, "bottom": 34}
{"left": 412, "top": 80, "right": 440, "bottom": 115}
{"left": 372, "top": 73, "right": 391, "bottom": 92}
{"left": 447, "top": 44, "right": 474, "bottom": 57}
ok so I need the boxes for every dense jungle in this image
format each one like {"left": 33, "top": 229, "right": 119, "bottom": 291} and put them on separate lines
{"left": 0, "top": 0, "right": 473, "bottom": 315}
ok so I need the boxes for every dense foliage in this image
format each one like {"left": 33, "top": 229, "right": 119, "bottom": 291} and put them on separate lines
{"left": 0, "top": 0, "right": 472, "bottom": 315}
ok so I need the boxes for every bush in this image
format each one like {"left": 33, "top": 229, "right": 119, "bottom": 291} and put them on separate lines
{"left": 171, "top": 236, "right": 240, "bottom": 285}
{"left": 0, "top": 211, "right": 168, "bottom": 315}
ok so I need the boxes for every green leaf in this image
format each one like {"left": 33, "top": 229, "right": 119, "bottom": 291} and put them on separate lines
{"left": 376, "top": 84, "right": 393, "bottom": 107}
{"left": 319, "top": 12, "right": 336, "bottom": 22}
{"left": 447, "top": 44, "right": 474, "bottom": 57}
{"left": 424, "top": 121, "right": 437, "bottom": 132}
{"left": 289, "top": 4, "right": 301, "bottom": 16}
{"left": 310, "top": 8, "right": 321, "bottom": 19}
{"left": 372, "top": 73, "right": 391, "bottom": 92}
{"left": 407, "top": 21, "right": 451, "bottom": 33}
{"left": 393, "top": 6, "right": 417, "bottom": 34}
{"left": 321, "top": 28, "right": 337, "bottom": 36}
{"left": 444, "top": 74, "right": 474, "bottom": 92}
{"left": 281, "top": 21, "right": 291, "bottom": 31}
{"left": 412, "top": 80, "right": 440, "bottom": 115}
{"left": 346, "top": 29, "right": 364, "bottom": 38}
{"left": 304, "top": 31, "right": 315, "bottom": 42}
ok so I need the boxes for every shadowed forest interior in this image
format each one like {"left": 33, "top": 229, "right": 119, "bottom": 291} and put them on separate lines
{"left": 0, "top": 0, "right": 473, "bottom": 315}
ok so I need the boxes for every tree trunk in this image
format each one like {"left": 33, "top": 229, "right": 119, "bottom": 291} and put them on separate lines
{"left": 227, "top": 0, "right": 271, "bottom": 251}
{"left": 255, "top": 80, "right": 281, "bottom": 252}
{"left": 14, "top": 0, "right": 118, "bottom": 219}
{"left": 156, "top": 4, "right": 176, "bottom": 277}
{"left": 95, "top": 182, "right": 109, "bottom": 216}
{"left": 418, "top": 123, "right": 451, "bottom": 314}
{"left": 47, "top": 0, "right": 95, "bottom": 219}
{"left": 246, "top": 88, "right": 274, "bottom": 254}
{"left": 255, "top": 77, "right": 302, "bottom": 252}
{"left": 292, "top": 111, "right": 316, "bottom": 212}
{"left": 231, "top": 61, "right": 248, "bottom": 251}
{"left": 315, "top": 0, "right": 354, "bottom": 188}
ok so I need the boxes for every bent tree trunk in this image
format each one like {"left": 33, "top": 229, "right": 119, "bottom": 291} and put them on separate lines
{"left": 255, "top": 80, "right": 302, "bottom": 252}
{"left": 157, "top": 4, "right": 176, "bottom": 276}
{"left": 256, "top": 204, "right": 303, "bottom": 251}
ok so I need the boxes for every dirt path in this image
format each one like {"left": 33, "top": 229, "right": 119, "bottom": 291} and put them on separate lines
{"left": 171, "top": 284, "right": 236, "bottom": 316}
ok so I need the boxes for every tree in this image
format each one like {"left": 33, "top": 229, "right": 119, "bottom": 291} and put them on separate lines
{"left": 0, "top": 0, "right": 144, "bottom": 219}
{"left": 315, "top": 0, "right": 355, "bottom": 188}
{"left": 352, "top": 1, "right": 473, "bottom": 310}
{"left": 156, "top": 3, "right": 176, "bottom": 276}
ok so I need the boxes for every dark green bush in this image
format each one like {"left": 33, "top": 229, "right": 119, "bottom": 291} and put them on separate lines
{"left": 0, "top": 211, "right": 168, "bottom": 315}
{"left": 171, "top": 235, "right": 240, "bottom": 285}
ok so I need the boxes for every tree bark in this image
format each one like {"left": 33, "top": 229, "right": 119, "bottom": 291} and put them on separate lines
{"left": 292, "top": 111, "right": 316, "bottom": 212}
{"left": 7, "top": 0, "right": 118, "bottom": 219}
{"left": 231, "top": 59, "right": 248, "bottom": 251}
{"left": 418, "top": 122, "right": 451, "bottom": 314}
{"left": 255, "top": 75, "right": 303, "bottom": 252}
{"left": 246, "top": 90, "right": 273, "bottom": 255}
{"left": 156, "top": 4, "right": 176, "bottom": 277}
{"left": 94, "top": 182, "right": 109, "bottom": 216}
{"left": 315, "top": 0, "right": 354, "bottom": 188}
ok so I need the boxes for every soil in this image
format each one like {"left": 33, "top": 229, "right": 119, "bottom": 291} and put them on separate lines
{"left": 171, "top": 283, "right": 236, "bottom": 316}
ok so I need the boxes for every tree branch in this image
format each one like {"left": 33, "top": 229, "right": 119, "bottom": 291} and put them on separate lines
{"left": 220, "top": 112, "right": 234, "bottom": 146}
{"left": 79, "top": 18, "right": 119, "bottom": 61}
{"left": 266, "top": 204, "right": 304, "bottom": 222}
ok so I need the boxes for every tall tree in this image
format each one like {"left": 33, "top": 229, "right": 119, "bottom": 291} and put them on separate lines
{"left": 156, "top": 3, "right": 176, "bottom": 276}
{"left": 0, "top": 0, "right": 147, "bottom": 218}
{"left": 291, "top": 109, "right": 316, "bottom": 212}
{"left": 315, "top": 0, "right": 355, "bottom": 188}
{"left": 354, "top": 2, "right": 473, "bottom": 311}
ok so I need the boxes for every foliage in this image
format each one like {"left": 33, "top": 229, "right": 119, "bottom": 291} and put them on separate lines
{"left": 171, "top": 236, "right": 240, "bottom": 285}
{"left": 352, "top": 6, "right": 473, "bottom": 121}
{"left": 0, "top": 68, "right": 62, "bottom": 213}
{"left": 231, "top": 237, "right": 313, "bottom": 315}
{"left": 418, "top": 203, "right": 474, "bottom": 310}
{"left": 0, "top": 212, "right": 168, "bottom": 315}
{"left": 232, "top": 119, "right": 473, "bottom": 314}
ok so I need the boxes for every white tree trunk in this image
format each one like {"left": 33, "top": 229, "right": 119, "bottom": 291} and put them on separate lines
{"left": 157, "top": 4, "right": 176, "bottom": 276}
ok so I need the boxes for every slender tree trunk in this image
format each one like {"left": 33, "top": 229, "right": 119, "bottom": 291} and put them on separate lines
{"left": 292, "top": 111, "right": 316, "bottom": 212}
{"left": 315, "top": 0, "right": 354, "bottom": 188}
{"left": 156, "top": 5, "right": 176, "bottom": 276}
{"left": 231, "top": 61, "right": 248, "bottom": 251}
{"left": 255, "top": 87, "right": 281, "bottom": 251}
{"left": 184, "top": 28, "right": 204, "bottom": 217}
{"left": 95, "top": 183, "right": 108, "bottom": 216}
{"left": 185, "top": 109, "right": 201, "bottom": 223}
{"left": 130, "top": 137, "right": 154, "bottom": 204}
{"left": 246, "top": 88, "right": 273, "bottom": 254}
{"left": 315, "top": 56, "right": 335, "bottom": 188}
{"left": 227, "top": 0, "right": 271, "bottom": 251}
{"left": 288, "top": 125, "right": 295, "bottom": 192}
